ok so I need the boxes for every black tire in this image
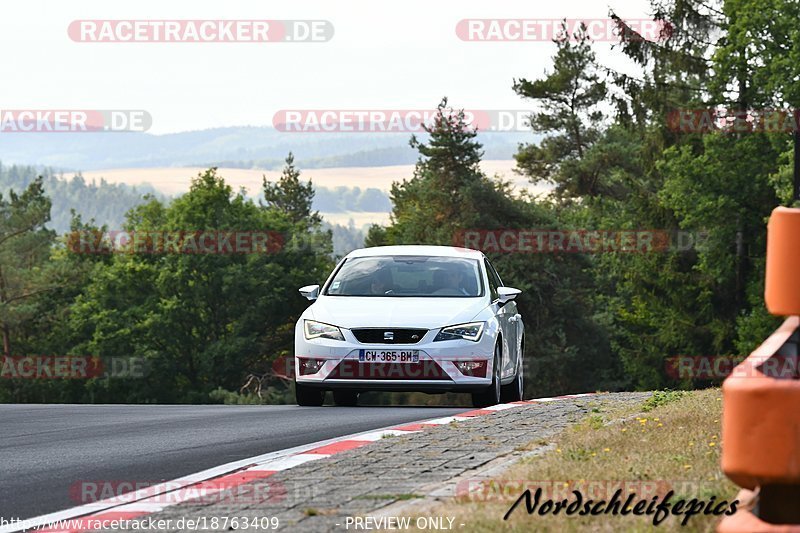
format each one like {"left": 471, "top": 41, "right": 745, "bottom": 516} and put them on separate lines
{"left": 501, "top": 338, "right": 524, "bottom": 403}
{"left": 471, "top": 342, "right": 502, "bottom": 408}
{"left": 295, "top": 381, "right": 325, "bottom": 406}
{"left": 333, "top": 390, "right": 359, "bottom": 406}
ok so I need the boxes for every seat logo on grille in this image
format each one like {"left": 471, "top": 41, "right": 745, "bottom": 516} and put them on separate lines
{"left": 384, "top": 331, "right": 394, "bottom": 341}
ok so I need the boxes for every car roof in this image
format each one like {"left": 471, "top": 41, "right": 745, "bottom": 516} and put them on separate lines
{"left": 345, "top": 245, "right": 485, "bottom": 260}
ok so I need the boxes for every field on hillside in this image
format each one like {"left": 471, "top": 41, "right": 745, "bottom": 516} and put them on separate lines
{"left": 78, "top": 161, "right": 553, "bottom": 227}
{"left": 322, "top": 211, "right": 392, "bottom": 227}
{"left": 79, "top": 160, "right": 550, "bottom": 197}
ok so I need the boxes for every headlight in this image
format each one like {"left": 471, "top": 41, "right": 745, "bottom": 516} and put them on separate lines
{"left": 434, "top": 322, "right": 485, "bottom": 342}
{"left": 304, "top": 320, "right": 345, "bottom": 341}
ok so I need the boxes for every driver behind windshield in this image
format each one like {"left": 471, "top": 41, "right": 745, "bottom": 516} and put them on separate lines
{"left": 433, "top": 267, "right": 470, "bottom": 295}
{"left": 369, "top": 267, "right": 393, "bottom": 295}
{"left": 445, "top": 268, "right": 470, "bottom": 295}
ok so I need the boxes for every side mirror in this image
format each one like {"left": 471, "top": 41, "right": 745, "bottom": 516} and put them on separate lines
{"left": 497, "top": 286, "right": 521, "bottom": 303}
{"left": 299, "top": 284, "right": 320, "bottom": 301}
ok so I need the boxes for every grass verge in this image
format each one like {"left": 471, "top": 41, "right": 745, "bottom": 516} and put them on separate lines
{"left": 420, "top": 389, "right": 737, "bottom": 532}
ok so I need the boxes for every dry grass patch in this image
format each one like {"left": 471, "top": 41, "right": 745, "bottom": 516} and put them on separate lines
{"left": 422, "top": 389, "right": 737, "bottom": 532}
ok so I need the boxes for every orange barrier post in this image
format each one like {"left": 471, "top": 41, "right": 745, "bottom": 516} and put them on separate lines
{"left": 719, "top": 206, "right": 800, "bottom": 531}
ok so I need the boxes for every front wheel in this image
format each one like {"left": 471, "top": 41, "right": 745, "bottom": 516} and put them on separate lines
{"left": 501, "top": 357, "right": 524, "bottom": 403}
{"left": 295, "top": 381, "right": 325, "bottom": 406}
{"left": 471, "top": 343, "right": 502, "bottom": 408}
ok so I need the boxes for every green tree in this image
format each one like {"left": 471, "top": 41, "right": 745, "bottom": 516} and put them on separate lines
{"left": 0, "top": 178, "right": 56, "bottom": 356}
{"left": 262, "top": 153, "right": 322, "bottom": 228}
{"left": 513, "top": 0, "right": 796, "bottom": 390}
{"left": 384, "top": 98, "right": 531, "bottom": 245}
{"left": 65, "top": 168, "right": 333, "bottom": 403}
{"left": 513, "top": 23, "right": 610, "bottom": 198}
{"left": 376, "top": 99, "right": 617, "bottom": 396}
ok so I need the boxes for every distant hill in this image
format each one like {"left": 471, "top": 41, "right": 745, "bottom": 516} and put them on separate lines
{"left": 0, "top": 125, "right": 540, "bottom": 256}
{"left": 0, "top": 126, "right": 536, "bottom": 171}
{"left": 0, "top": 163, "right": 374, "bottom": 256}
{"left": 201, "top": 140, "right": 530, "bottom": 170}
{"left": 0, "top": 163, "right": 162, "bottom": 233}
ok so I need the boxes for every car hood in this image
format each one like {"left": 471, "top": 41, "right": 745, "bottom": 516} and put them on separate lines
{"left": 308, "top": 296, "right": 488, "bottom": 329}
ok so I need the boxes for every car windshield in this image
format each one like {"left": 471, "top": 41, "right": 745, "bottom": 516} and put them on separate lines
{"left": 324, "top": 256, "right": 483, "bottom": 297}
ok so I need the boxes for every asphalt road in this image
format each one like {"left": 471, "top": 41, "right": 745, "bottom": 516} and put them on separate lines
{"left": 0, "top": 404, "right": 470, "bottom": 520}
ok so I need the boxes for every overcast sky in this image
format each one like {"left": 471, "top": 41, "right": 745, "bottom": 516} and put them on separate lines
{"left": 2, "top": 0, "right": 654, "bottom": 134}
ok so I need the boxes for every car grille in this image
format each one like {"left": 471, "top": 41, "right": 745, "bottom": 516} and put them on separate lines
{"left": 351, "top": 328, "right": 428, "bottom": 344}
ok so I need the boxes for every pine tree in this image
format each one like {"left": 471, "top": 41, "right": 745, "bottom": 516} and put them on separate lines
{"left": 513, "top": 23, "right": 608, "bottom": 198}
{"left": 0, "top": 177, "right": 55, "bottom": 356}
{"left": 262, "top": 153, "right": 322, "bottom": 228}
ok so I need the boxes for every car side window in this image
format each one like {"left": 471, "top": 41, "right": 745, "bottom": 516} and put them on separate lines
{"left": 486, "top": 260, "right": 504, "bottom": 287}
{"left": 484, "top": 259, "right": 501, "bottom": 300}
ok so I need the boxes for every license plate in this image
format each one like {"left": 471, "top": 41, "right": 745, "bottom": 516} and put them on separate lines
{"left": 358, "top": 349, "right": 419, "bottom": 363}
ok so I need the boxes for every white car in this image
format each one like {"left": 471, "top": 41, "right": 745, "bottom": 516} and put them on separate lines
{"left": 293, "top": 245, "right": 525, "bottom": 407}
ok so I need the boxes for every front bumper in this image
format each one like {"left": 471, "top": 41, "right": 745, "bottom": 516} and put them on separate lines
{"left": 294, "top": 323, "right": 496, "bottom": 393}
